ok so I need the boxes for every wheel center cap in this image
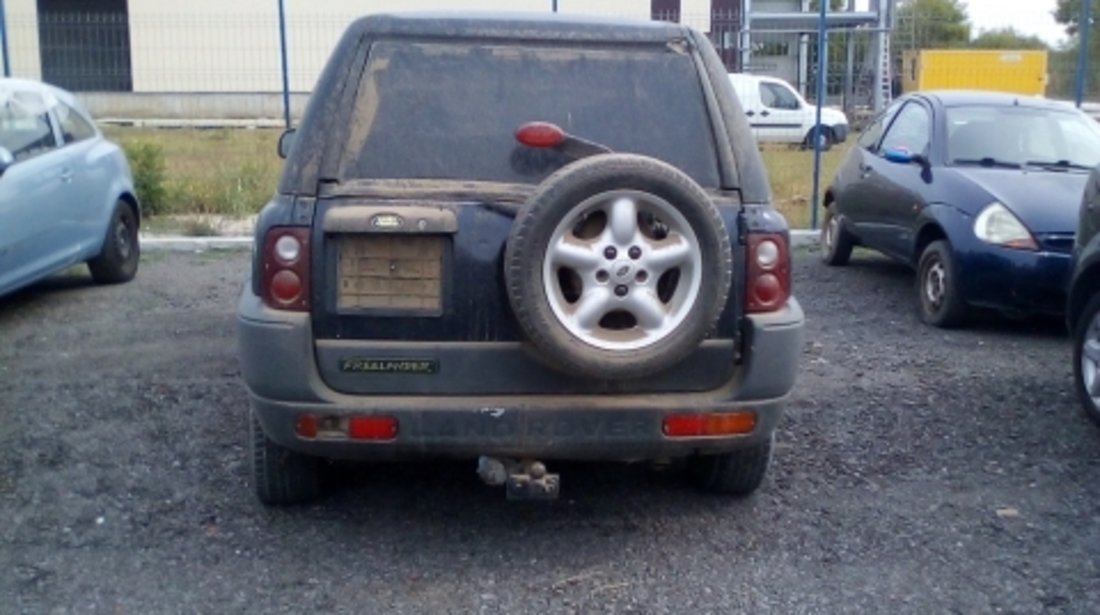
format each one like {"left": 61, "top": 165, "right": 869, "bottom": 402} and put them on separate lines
{"left": 612, "top": 260, "right": 634, "bottom": 282}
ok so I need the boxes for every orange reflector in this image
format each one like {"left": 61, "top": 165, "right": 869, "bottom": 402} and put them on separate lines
{"left": 295, "top": 414, "right": 318, "bottom": 439}
{"left": 663, "top": 412, "right": 756, "bottom": 438}
{"left": 348, "top": 416, "right": 398, "bottom": 441}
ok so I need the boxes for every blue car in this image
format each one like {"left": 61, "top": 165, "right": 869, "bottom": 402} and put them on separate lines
{"left": 0, "top": 78, "right": 140, "bottom": 298}
{"left": 823, "top": 91, "right": 1100, "bottom": 327}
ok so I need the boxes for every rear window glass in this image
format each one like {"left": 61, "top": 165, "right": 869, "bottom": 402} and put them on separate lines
{"left": 341, "top": 40, "right": 721, "bottom": 187}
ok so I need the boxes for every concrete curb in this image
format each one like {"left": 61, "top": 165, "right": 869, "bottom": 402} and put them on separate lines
{"left": 140, "top": 230, "right": 821, "bottom": 252}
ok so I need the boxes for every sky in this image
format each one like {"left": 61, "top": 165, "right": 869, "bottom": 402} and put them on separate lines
{"left": 963, "top": 0, "right": 1067, "bottom": 46}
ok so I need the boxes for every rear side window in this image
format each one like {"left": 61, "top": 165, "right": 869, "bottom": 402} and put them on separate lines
{"left": 0, "top": 91, "right": 56, "bottom": 162}
{"left": 55, "top": 101, "right": 97, "bottom": 144}
{"left": 341, "top": 41, "right": 721, "bottom": 188}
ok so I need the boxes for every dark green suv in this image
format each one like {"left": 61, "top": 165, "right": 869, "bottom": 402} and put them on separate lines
{"left": 1068, "top": 166, "right": 1100, "bottom": 426}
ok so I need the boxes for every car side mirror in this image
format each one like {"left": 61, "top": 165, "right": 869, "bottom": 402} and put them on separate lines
{"left": 0, "top": 147, "right": 14, "bottom": 176}
{"left": 884, "top": 147, "right": 928, "bottom": 168}
{"left": 277, "top": 128, "right": 296, "bottom": 159}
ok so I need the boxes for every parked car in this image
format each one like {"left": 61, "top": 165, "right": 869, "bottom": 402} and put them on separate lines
{"left": 822, "top": 91, "right": 1100, "bottom": 327}
{"left": 237, "top": 13, "right": 804, "bottom": 505}
{"left": 0, "top": 78, "right": 140, "bottom": 298}
{"left": 1067, "top": 165, "right": 1100, "bottom": 427}
{"left": 727, "top": 72, "right": 849, "bottom": 150}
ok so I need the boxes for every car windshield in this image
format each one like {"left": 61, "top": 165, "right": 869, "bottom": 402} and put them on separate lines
{"left": 341, "top": 40, "right": 721, "bottom": 188}
{"left": 946, "top": 104, "right": 1100, "bottom": 170}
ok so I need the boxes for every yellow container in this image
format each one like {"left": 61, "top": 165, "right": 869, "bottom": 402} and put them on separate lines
{"left": 901, "top": 49, "right": 1049, "bottom": 96}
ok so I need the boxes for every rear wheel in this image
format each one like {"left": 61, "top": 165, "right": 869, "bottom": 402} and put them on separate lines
{"left": 687, "top": 434, "right": 773, "bottom": 496}
{"left": 1073, "top": 293, "right": 1100, "bottom": 428}
{"left": 88, "top": 200, "right": 139, "bottom": 284}
{"left": 917, "top": 239, "right": 968, "bottom": 328}
{"left": 250, "top": 410, "right": 322, "bottom": 506}
{"left": 821, "top": 204, "right": 854, "bottom": 266}
{"left": 804, "top": 127, "right": 834, "bottom": 152}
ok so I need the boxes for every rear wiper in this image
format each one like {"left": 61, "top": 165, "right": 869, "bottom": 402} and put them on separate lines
{"left": 952, "top": 157, "right": 1022, "bottom": 169}
{"left": 1025, "top": 159, "right": 1093, "bottom": 171}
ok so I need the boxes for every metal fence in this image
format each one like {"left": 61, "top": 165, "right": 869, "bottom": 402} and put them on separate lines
{"left": 3, "top": 10, "right": 1096, "bottom": 108}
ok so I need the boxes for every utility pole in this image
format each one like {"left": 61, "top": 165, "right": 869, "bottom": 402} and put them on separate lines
{"left": 1077, "top": 0, "right": 1093, "bottom": 108}
{"left": 277, "top": 0, "right": 291, "bottom": 129}
{"left": 810, "top": 0, "right": 828, "bottom": 230}
{"left": 0, "top": 0, "right": 11, "bottom": 77}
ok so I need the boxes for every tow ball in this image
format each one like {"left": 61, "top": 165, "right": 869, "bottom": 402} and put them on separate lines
{"left": 477, "top": 456, "right": 561, "bottom": 500}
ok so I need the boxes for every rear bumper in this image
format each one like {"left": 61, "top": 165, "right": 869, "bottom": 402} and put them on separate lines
{"left": 237, "top": 286, "right": 804, "bottom": 461}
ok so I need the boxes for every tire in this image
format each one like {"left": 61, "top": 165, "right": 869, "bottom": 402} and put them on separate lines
{"left": 88, "top": 200, "right": 140, "bottom": 284}
{"left": 250, "top": 409, "right": 322, "bottom": 506}
{"left": 916, "top": 239, "right": 968, "bottom": 328}
{"left": 504, "top": 154, "right": 733, "bottom": 380}
{"left": 687, "top": 434, "right": 773, "bottom": 496}
{"left": 1072, "top": 292, "right": 1100, "bottom": 428}
{"left": 804, "top": 127, "right": 834, "bottom": 152}
{"left": 821, "top": 203, "right": 854, "bottom": 266}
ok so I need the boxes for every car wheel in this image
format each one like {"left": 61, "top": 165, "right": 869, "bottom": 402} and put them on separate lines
{"left": 917, "top": 239, "right": 967, "bottom": 328}
{"left": 504, "top": 153, "right": 733, "bottom": 380}
{"left": 804, "top": 127, "right": 833, "bottom": 152}
{"left": 687, "top": 434, "right": 773, "bottom": 496}
{"left": 250, "top": 409, "right": 322, "bottom": 506}
{"left": 821, "top": 204, "right": 854, "bottom": 266}
{"left": 88, "top": 200, "right": 140, "bottom": 284}
{"left": 1072, "top": 293, "right": 1100, "bottom": 427}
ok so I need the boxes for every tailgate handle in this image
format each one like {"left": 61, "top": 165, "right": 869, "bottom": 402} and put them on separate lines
{"left": 323, "top": 206, "right": 458, "bottom": 234}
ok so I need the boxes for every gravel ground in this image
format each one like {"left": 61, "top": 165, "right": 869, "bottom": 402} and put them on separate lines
{"left": 1, "top": 248, "right": 1098, "bottom": 614}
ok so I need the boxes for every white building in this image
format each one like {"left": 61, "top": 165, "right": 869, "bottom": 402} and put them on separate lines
{"left": 2, "top": 0, "right": 883, "bottom": 118}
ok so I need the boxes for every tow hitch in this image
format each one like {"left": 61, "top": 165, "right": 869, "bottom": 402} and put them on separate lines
{"left": 477, "top": 456, "right": 560, "bottom": 500}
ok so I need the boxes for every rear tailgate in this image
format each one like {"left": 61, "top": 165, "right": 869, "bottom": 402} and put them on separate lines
{"left": 309, "top": 186, "right": 744, "bottom": 396}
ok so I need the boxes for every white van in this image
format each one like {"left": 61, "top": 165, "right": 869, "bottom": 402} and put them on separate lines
{"left": 728, "top": 73, "right": 850, "bottom": 150}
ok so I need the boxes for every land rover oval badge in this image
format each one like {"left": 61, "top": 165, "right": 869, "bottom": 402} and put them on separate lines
{"left": 370, "top": 213, "right": 405, "bottom": 230}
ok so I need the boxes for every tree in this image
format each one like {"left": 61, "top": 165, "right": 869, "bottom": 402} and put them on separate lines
{"left": 971, "top": 28, "right": 1049, "bottom": 50}
{"left": 1055, "top": 0, "right": 1100, "bottom": 36}
{"left": 895, "top": 0, "right": 971, "bottom": 52}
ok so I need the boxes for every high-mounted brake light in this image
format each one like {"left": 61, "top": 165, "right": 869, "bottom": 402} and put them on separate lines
{"left": 262, "top": 227, "right": 311, "bottom": 311}
{"left": 515, "top": 121, "right": 567, "bottom": 149}
{"left": 746, "top": 234, "right": 791, "bottom": 313}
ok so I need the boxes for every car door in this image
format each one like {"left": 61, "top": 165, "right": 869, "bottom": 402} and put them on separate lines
{"left": 836, "top": 100, "right": 901, "bottom": 239}
{"left": 0, "top": 89, "right": 74, "bottom": 292}
{"left": 755, "top": 81, "right": 809, "bottom": 144}
{"left": 52, "top": 99, "right": 105, "bottom": 253}
{"left": 856, "top": 100, "right": 933, "bottom": 260}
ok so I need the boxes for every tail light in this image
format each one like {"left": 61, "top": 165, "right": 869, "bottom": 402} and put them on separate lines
{"left": 262, "top": 227, "right": 311, "bottom": 311}
{"left": 746, "top": 233, "right": 791, "bottom": 313}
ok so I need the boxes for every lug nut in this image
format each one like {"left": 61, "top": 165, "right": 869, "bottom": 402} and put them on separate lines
{"left": 629, "top": 246, "right": 642, "bottom": 259}
{"left": 604, "top": 246, "right": 617, "bottom": 260}
{"left": 635, "top": 271, "right": 648, "bottom": 283}
{"left": 615, "top": 285, "right": 629, "bottom": 297}
{"left": 596, "top": 270, "right": 610, "bottom": 283}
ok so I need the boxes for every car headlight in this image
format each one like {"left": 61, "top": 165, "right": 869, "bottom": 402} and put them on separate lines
{"left": 974, "top": 202, "right": 1037, "bottom": 251}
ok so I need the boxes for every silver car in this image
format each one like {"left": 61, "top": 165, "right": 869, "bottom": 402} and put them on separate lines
{"left": 0, "top": 78, "right": 139, "bottom": 297}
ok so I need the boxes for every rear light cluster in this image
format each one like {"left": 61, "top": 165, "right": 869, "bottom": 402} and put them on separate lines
{"left": 263, "top": 227, "right": 311, "bottom": 311}
{"left": 746, "top": 233, "right": 791, "bottom": 313}
{"left": 663, "top": 411, "right": 757, "bottom": 437}
{"left": 296, "top": 414, "right": 398, "bottom": 441}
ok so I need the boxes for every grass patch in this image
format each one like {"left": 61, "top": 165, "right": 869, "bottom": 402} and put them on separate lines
{"left": 104, "top": 126, "right": 850, "bottom": 230}
{"left": 760, "top": 143, "right": 853, "bottom": 229}
{"left": 104, "top": 127, "right": 282, "bottom": 219}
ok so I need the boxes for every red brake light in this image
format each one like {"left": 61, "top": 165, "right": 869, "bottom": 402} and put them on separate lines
{"left": 746, "top": 234, "right": 791, "bottom": 313}
{"left": 262, "top": 227, "right": 311, "bottom": 311}
{"left": 348, "top": 416, "right": 398, "bottom": 441}
{"left": 663, "top": 412, "right": 757, "bottom": 437}
{"left": 515, "top": 122, "right": 567, "bottom": 148}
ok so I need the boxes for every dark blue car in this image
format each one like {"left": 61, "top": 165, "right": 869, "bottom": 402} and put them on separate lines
{"left": 823, "top": 91, "right": 1100, "bottom": 327}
